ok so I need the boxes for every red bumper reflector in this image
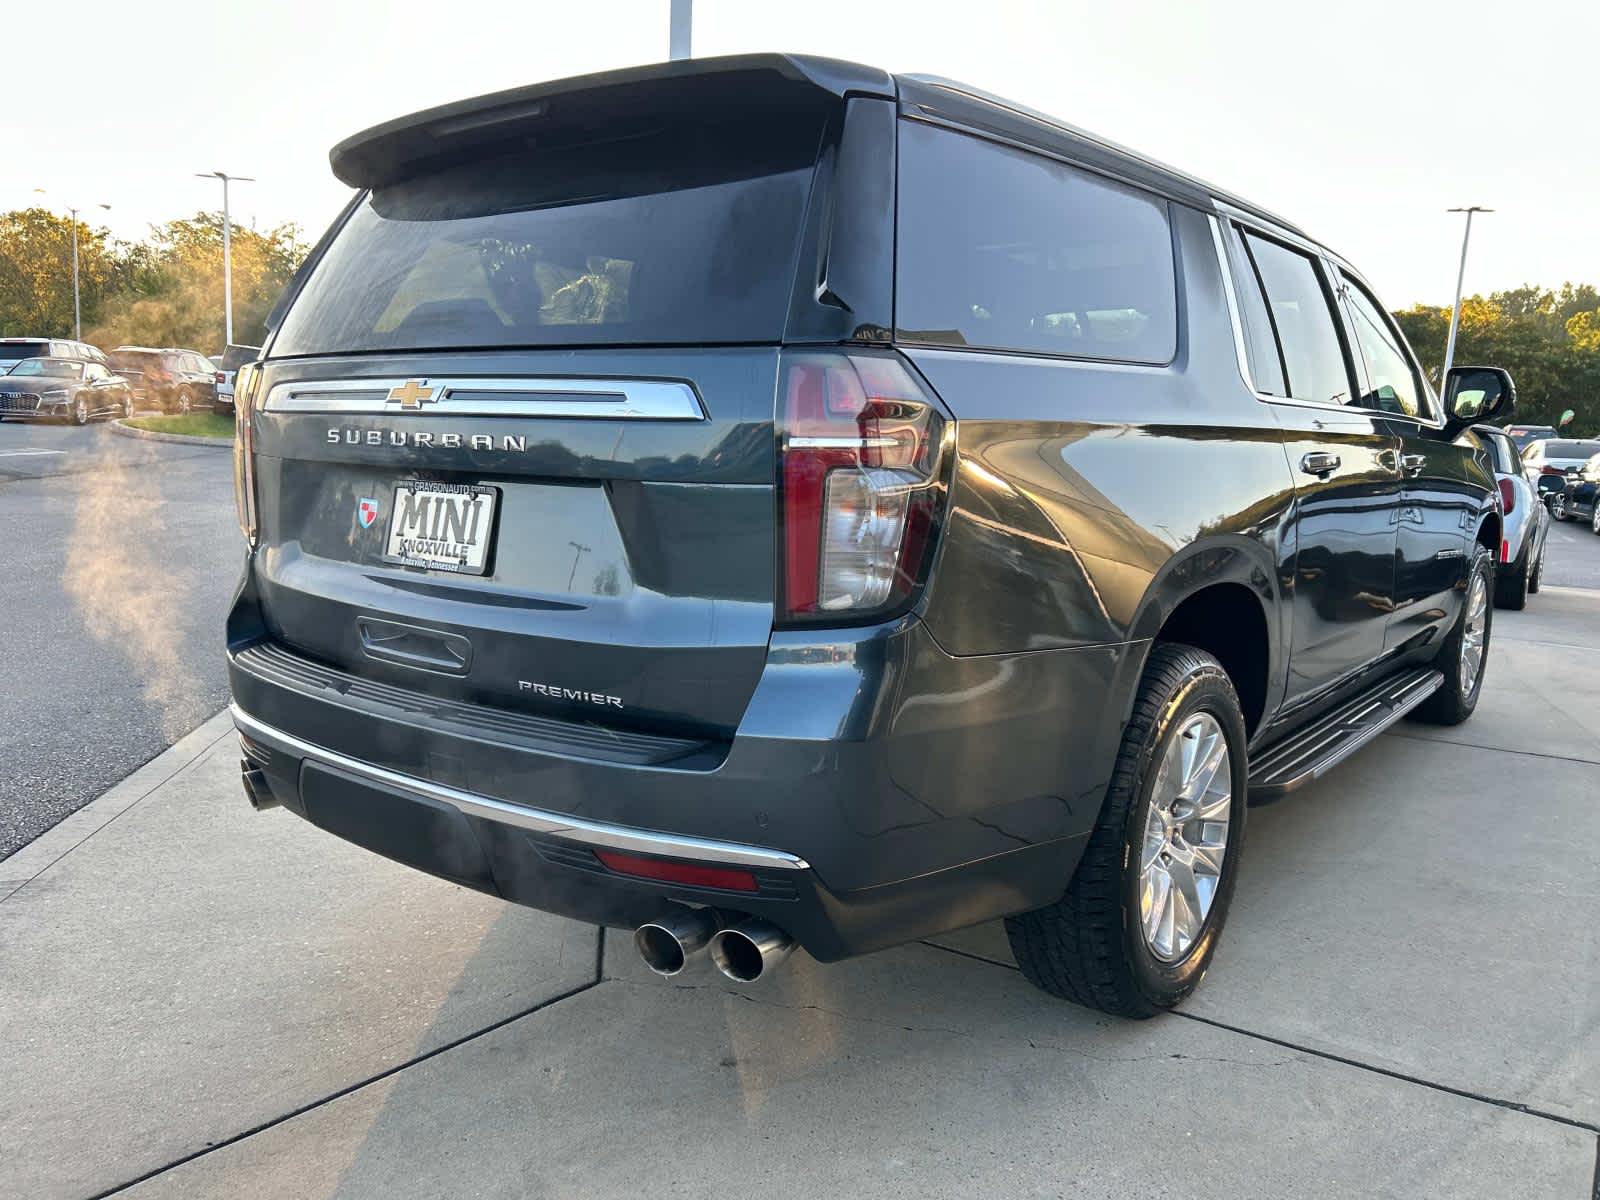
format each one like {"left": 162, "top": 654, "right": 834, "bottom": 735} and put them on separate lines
{"left": 594, "top": 850, "right": 758, "bottom": 893}
{"left": 1501, "top": 538, "right": 1510, "bottom": 564}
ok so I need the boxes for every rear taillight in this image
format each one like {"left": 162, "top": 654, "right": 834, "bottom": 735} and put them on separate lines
{"left": 1497, "top": 477, "right": 1516, "bottom": 515}
{"left": 778, "top": 351, "right": 949, "bottom": 623}
{"left": 1540, "top": 465, "right": 1566, "bottom": 476}
{"left": 233, "top": 362, "right": 260, "bottom": 546}
{"left": 215, "top": 371, "right": 225, "bottom": 385}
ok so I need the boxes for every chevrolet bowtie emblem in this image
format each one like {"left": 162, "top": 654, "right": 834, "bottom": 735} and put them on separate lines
{"left": 388, "top": 379, "right": 436, "bottom": 408}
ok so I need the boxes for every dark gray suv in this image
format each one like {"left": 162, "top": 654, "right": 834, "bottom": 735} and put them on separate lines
{"left": 228, "top": 55, "right": 1513, "bottom": 1016}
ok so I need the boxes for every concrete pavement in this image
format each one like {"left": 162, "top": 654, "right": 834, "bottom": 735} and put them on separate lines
{"left": 1, "top": 597, "right": 1597, "bottom": 1198}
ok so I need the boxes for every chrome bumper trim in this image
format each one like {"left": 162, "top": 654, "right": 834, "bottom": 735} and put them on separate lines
{"left": 230, "top": 704, "right": 809, "bottom": 872}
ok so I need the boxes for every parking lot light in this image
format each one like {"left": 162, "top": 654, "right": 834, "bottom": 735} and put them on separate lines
{"left": 194, "top": 171, "right": 255, "bottom": 347}
{"left": 1442, "top": 206, "right": 1493, "bottom": 383}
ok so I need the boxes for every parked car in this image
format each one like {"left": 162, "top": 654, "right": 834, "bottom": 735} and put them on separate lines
{"left": 226, "top": 55, "right": 1513, "bottom": 1018}
{"left": 0, "top": 357, "right": 134, "bottom": 423}
{"left": 1544, "top": 452, "right": 1600, "bottom": 532}
{"left": 0, "top": 337, "right": 106, "bottom": 373}
{"left": 213, "top": 344, "right": 261, "bottom": 413}
{"left": 107, "top": 347, "right": 218, "bottom": 413}
{"left": 1525, "top": 437, "right": 1600, "bottom": 497}
{"left": 1505, "top": 423, "right": 1558, "bottom": 449}
{"left": 1471, "top": 425, "right": 1549, "bottom": 608}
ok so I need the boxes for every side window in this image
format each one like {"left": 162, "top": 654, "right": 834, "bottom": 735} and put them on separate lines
{"left": 1341, "top": 274, "right": 1423, "bottom": 418}
{"left": 85, "top": 364, "right": 108, "bottom": 382}
{"left": 1221, "top": 225, "right": 1286, "bottom": 397}
{"left": 1241, "top": 232, "right": 1353, "bottom": 407}
{"left": 896, "top": 121, "right": 1177, "bottom": 363}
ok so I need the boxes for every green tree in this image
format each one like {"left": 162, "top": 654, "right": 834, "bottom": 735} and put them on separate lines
{"left": 0, "top": 208, "right": 119, "bottom": 337}
{"left": 85, "top": 213, "right": 307, "bottom": 353}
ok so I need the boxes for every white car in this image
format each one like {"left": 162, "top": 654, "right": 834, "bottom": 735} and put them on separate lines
{"left": 1472, "top": 425, "right": 1550, "bottom": 609}
{"left": 1522, "top": 437, "right": 1600, "bottom": 494}
{"left": 213, "top": 344, "right": 261, "bottom": 413}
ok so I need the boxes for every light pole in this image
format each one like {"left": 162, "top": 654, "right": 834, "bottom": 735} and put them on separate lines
{"left": 669, "top": 0, "right": 692, "bottom": 59}
{"left": 1441, "top": 206, "right": 1492, "bottom": 383}
{"left": 33, "top": 189, "right": 110, "bottom": 340}
{"left": 195, "top": 171, "right": 255, "bottom": 346}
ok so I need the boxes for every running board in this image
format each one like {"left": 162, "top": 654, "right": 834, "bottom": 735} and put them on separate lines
{"left": 1248, "top": 667, "right": 1443, "bottom": 802}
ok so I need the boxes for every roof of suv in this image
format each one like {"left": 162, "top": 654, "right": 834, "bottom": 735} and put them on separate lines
{"left": 329, "top": 52, "right": 1311, "bottom": 243}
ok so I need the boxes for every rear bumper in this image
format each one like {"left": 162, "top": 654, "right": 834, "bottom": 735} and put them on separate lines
{"left": 228, "top": 580, "right": 1138, "bottom": 960}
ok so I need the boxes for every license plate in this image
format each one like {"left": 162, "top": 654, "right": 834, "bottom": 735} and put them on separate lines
{"left": 383, "top": 482, "right": 498, "bottom": 575}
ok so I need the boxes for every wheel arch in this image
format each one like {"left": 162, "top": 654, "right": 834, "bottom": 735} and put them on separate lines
{"left": 1123, "top": 537, "right": 1283, "bottom": 739}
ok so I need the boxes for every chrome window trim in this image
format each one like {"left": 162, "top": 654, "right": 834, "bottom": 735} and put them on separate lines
{"left": 231, "top": 705, "right": 810, "bottom": 872}
{"left": 262, "top": 376, "right": 706, "bottom": 420}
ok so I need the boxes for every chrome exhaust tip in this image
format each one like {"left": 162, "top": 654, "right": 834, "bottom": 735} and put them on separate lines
{"left": 634, "top": 905, "right": 718, "bottom": 977}
{"left": 241, "top": 762, "right": 280, "bottom": 812}
{"left": 708, "top": 918, "right": 794, "bottom": 983}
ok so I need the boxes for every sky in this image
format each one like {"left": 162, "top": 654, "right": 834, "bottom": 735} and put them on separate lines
{"left": 3, "top": 0, "right": 1593, "bottom": 308}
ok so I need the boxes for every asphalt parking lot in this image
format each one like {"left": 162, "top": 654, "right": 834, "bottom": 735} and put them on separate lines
{"left": 0, "top": 418, "right": 239, "bottom": 857}
{"left": 1, "top": 572, "right": 1596, "bottom": 1196}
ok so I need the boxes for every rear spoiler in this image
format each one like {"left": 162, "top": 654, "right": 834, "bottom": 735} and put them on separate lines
{"left": 329, "top": 53, "right": 896, "bottom": 190}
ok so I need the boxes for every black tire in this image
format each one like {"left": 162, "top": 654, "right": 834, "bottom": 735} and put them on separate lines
{"left": 1411, "top": 543, "right": 1493, "bottom": 726}
{"left": 1494, "top": 543, "right": 1529, "bottom": 610}
{"left": 1006, "top": 644, "right": 1248, "bottom": 1018}
{"left": 1590, "top": 505, "right": 1600, "bottom": 536}
{"left": 172, "top": 387, "right": 193, "bottom": 415}
{"left": 70, "top": 394, "right": 89, "bottom": 426}
{"left": 1528, "top": 541, "right": 1544, "bottom": 594}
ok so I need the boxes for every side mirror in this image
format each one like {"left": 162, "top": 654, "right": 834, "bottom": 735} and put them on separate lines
{"left": 1536, "top": 473, "right": 1564, "bottom": 495}
{"left": 1442, "top": 365, "right": 1516, "bottom": 435}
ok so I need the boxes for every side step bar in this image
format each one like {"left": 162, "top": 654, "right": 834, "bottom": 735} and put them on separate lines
{"left": 1248, "top": 667, "right": 1442, "bottom": 802}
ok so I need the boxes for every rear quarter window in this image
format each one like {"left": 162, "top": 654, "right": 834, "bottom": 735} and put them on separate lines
{"left": 894, "top": 121, "right": 1177, "bottom": 364}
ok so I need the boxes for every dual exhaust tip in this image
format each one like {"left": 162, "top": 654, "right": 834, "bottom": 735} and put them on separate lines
{"left": 634, "top": 906, "right": 794, "bottom": 983}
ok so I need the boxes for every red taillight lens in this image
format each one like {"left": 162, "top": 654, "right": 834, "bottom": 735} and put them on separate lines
{"left": 1500, "top": 538, "right": 1510, "bottom": 563}
{"left": 593, "top": 851, "right": 758, "bottom": 893}
{"left": 1540, "top": 466, "right": 1566, "bottom": 476}
{"left": 778, "top": 352, "right": 948, "bottom": 622}
{"left": 1497, "top": 477, "right": 1515, "bottom": 515}
{"left": 215, "top": 371, "right": 225, "bottom": 384}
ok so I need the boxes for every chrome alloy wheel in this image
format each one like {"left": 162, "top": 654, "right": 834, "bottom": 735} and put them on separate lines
{"left": 1460, "top": 570, "right": 1489, "bottom": 695}
{"left": 1139, "top": 712, "right": 1232, "bottom": 963}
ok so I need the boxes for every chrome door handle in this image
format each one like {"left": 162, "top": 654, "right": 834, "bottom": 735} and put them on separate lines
{"left": 1300, "top": 451, "right": 1340, "bottom": 477}
{"left": 1401, "top": 453, "right": 1427, "bottom": 474}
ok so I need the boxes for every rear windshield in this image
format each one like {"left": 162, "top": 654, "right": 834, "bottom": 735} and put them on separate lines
{"left": 273, "top": 114, "right": 824, "bottom": 355}
{"left": 895, "top": 120, "right": 1177, "bottom": 364}
{"left": 221, "top": 344, "right": 260, "bottom": 370}
{"left": 0, "top": 341, "right": 49, "bottom": 360}
{"left": 1545, "top": 440, "right": 1600, "bottom": 458}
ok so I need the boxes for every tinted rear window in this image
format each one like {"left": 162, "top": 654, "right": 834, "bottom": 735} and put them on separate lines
{"left": 221, "top": 345, "right": 259, "bottom": 370}
{"left": 273, "top": 114, "right": 825, "bottom": 355}
{"left": 895, "top": 121, "right": 1177, "bottom": 363}
{"left": 0, "top": 341, "right": 49, "bottom": 359}
{"left": 1546, "top": 440, "right": 1600, "bottom": 458}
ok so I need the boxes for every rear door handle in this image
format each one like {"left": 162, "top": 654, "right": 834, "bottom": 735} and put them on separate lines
{"left": 1401, "top": 453, "right": 1427, "bottom": 475}
{"left": 1300, "top": 451, "right": 1340, "bottom": 477}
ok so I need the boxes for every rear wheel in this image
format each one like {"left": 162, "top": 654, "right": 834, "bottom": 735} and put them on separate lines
{"left": 1549, "top": 493, "right": 1566, "bottom": 521}
{"left": 172, "top": 388, "right": 193, "bottom": 415}
{"left": 1006, "top": 644, "right": 1246, "bottom": 1018}
{"left": 1412, "top": 544, "right": 1493, "bottom": 726}
{"left": 1590, "top": 505, "right": 1600, "bottom": 536}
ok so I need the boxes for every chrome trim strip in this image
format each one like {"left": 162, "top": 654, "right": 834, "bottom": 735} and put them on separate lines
{"left": 230, "top": 705, "right": 810, "bottom": 871}
{"left": 1208, "top": 214, "right": 1258, "bottom": 395}
{"left": 262, "top": 376, "right": 706, "bottom": 420}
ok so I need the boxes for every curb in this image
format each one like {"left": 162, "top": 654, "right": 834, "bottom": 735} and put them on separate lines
{"left": 0, "top": 710, "right": 234, "bottom": 901}
{"left": 110, "top": 418, "right": 233, "bottom": 448}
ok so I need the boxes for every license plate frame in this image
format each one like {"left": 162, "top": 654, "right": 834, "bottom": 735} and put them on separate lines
{"left": 382, "top": 481, "right": 499, "bottom": 576}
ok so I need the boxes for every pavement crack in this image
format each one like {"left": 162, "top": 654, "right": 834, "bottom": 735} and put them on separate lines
{"left": 86, "top": 933, "right": 607, "bottom": 1199}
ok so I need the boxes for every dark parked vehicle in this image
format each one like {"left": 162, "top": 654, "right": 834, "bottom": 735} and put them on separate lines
{"left": 1505, "top": 424, "right": 1558, "bottom": 449}
{"left": 0, "top": 337, "right": 107, "bottom": 372}
{"left": 1526, "top": 438, "right": 1600, "bottom": 500}
{"left": 108, "top": 347, "right": 218, "bottom": 413}
{"left": 0, "top": 357, "right": 134, "bottom": 423}
{"left": 1544, "top": 452, "right": 1600, "bottom": 533}
{"left": 227, "top": 56, "right": 1512, "bottom": 1017}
